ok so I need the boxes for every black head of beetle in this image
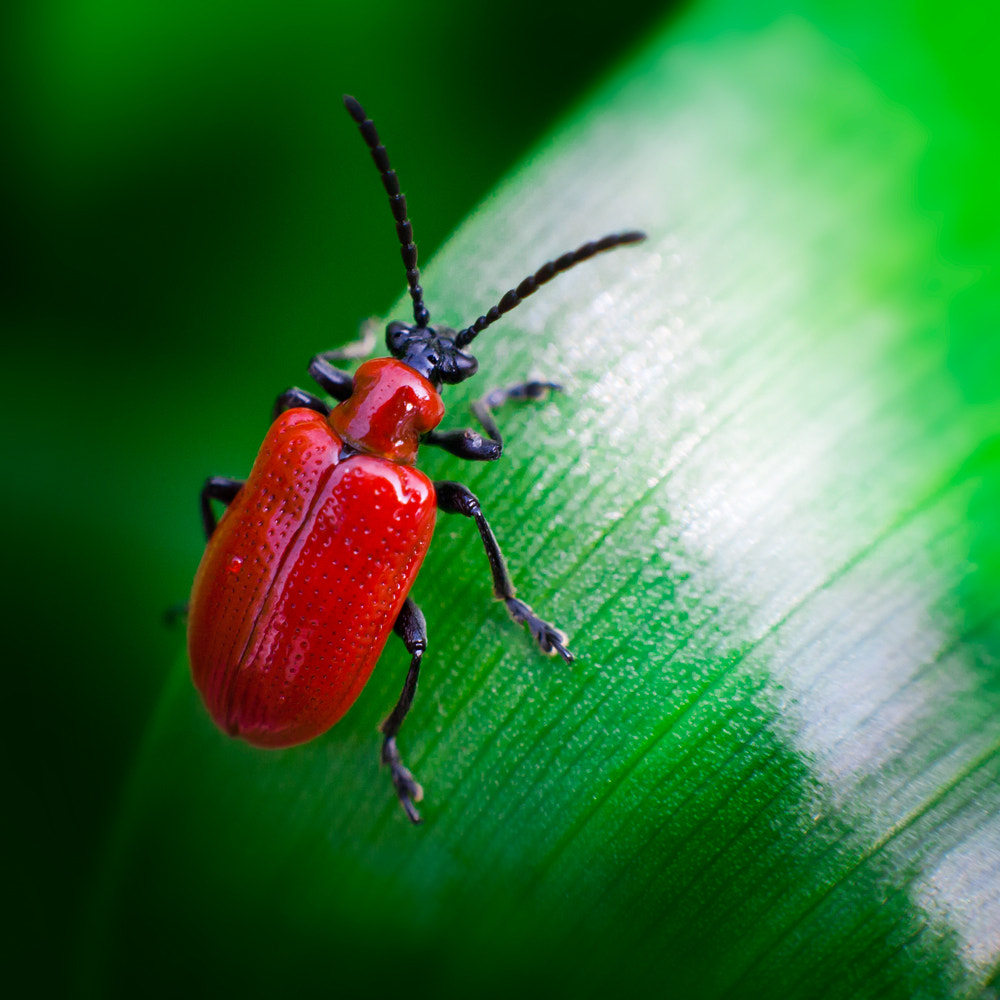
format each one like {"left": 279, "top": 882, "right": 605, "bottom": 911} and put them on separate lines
{"left": 345, "top": 94, "right": 645, "bottom": 392}
{"left": 385, "top": 320, "right": 478, "bottom": 386}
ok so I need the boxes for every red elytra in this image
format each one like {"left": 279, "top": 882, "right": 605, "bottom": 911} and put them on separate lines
{"left": 188, "top": 95, "right": 644, "bottom": 823}
{"left": 188, "top": 361, "right": 442, "bottom": 748}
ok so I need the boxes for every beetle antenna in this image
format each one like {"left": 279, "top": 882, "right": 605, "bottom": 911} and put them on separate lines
{"left": 344, "top": 95, "right": 430, "bottom": 328}
{"left": 453, "top": 231, "right": 646, "bottom": 348}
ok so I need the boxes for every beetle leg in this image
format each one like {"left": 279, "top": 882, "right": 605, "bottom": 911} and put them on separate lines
{"left": 274, "top": 355, "right": 357, "bottom": 422}
{"left": 275, "top": 325, "right": 376, "bottom": 420}
{"left": 423, "top": 381, "right": 562, "bottom": 462}
{"left": 381, "top": 596, "right": 427, "bottom": 824}
{"left": 200, "top": 476, "right": 244, "bottom": 540}
{"left": 422, "top": 427, "right": 501, "bottom": 461}
{"left": 273, "top": 357, "right": 358, "bottom": 422}
{"left": 306, "top": 320, "right": 380, "bottom": 399}
{"left": 307, "top": 355, "right": 355, "bottom": 401}
{"left": 272, "top": 388, "right": 331, "bottom": 421}
{"left": 434, "top": 481, "right": 573, "bottom": 662}
{"left": 472, "top": 380, "right": 563, "bottom": 445}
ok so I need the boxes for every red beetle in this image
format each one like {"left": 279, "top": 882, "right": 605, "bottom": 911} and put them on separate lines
{"left": 188, "top": 95, "right": 644, "bottom": 822}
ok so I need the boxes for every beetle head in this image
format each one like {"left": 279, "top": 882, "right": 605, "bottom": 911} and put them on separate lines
{"left": 386, "top": 320, "right": 479, "bottom": 388}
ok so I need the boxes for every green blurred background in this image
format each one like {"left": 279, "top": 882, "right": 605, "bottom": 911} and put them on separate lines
{"left": 5, "top": 0, "right": 1000, "bottom": 997}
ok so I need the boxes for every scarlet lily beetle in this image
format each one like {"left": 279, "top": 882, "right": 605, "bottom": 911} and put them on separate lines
{"left": 188, "top": 95, "right": 644, "bottom": 823}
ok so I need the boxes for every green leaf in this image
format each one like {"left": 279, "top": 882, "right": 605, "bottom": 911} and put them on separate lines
{"left": 79, "top": 3, "right": 1000, "bottom": 997}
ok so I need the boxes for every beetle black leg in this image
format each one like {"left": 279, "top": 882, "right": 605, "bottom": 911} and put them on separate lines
{"left": 273, "top": 387, "right": 332, "bottom": 421}
{"left": 434, "top": 481, "right": 572, "bottom": 662}
{"left": 273, "top": 360, "right": 352, "bottom": 422}
{"left": 200, "top": 476, "right": 244, "bottom": 540}
{"left": 307, "top": 355, "right": 355, "bottom": 401}
{"left": 424, "top": 381, "right": 562, "bottom": 462}
{"left": 422, "top": 426, "right": 501, "bottom": 462}
{"left": 274, "top": 322, "right": 378, "bottom": 419}
{"left": 381, "top": 597, "right": 428, "bottom": 824}
{"left": 471, "top": 380, "right": 563, "bottom": 449}
{"left": 306, "top": 318, "right": 378, "bottom": 401}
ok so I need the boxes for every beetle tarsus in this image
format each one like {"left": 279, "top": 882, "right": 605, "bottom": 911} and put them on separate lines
{"left": 505, "top": 597, "right": 573, "bottom": 663}
{"left": 382, "top": 735, "right": 424, "bottom": 824}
